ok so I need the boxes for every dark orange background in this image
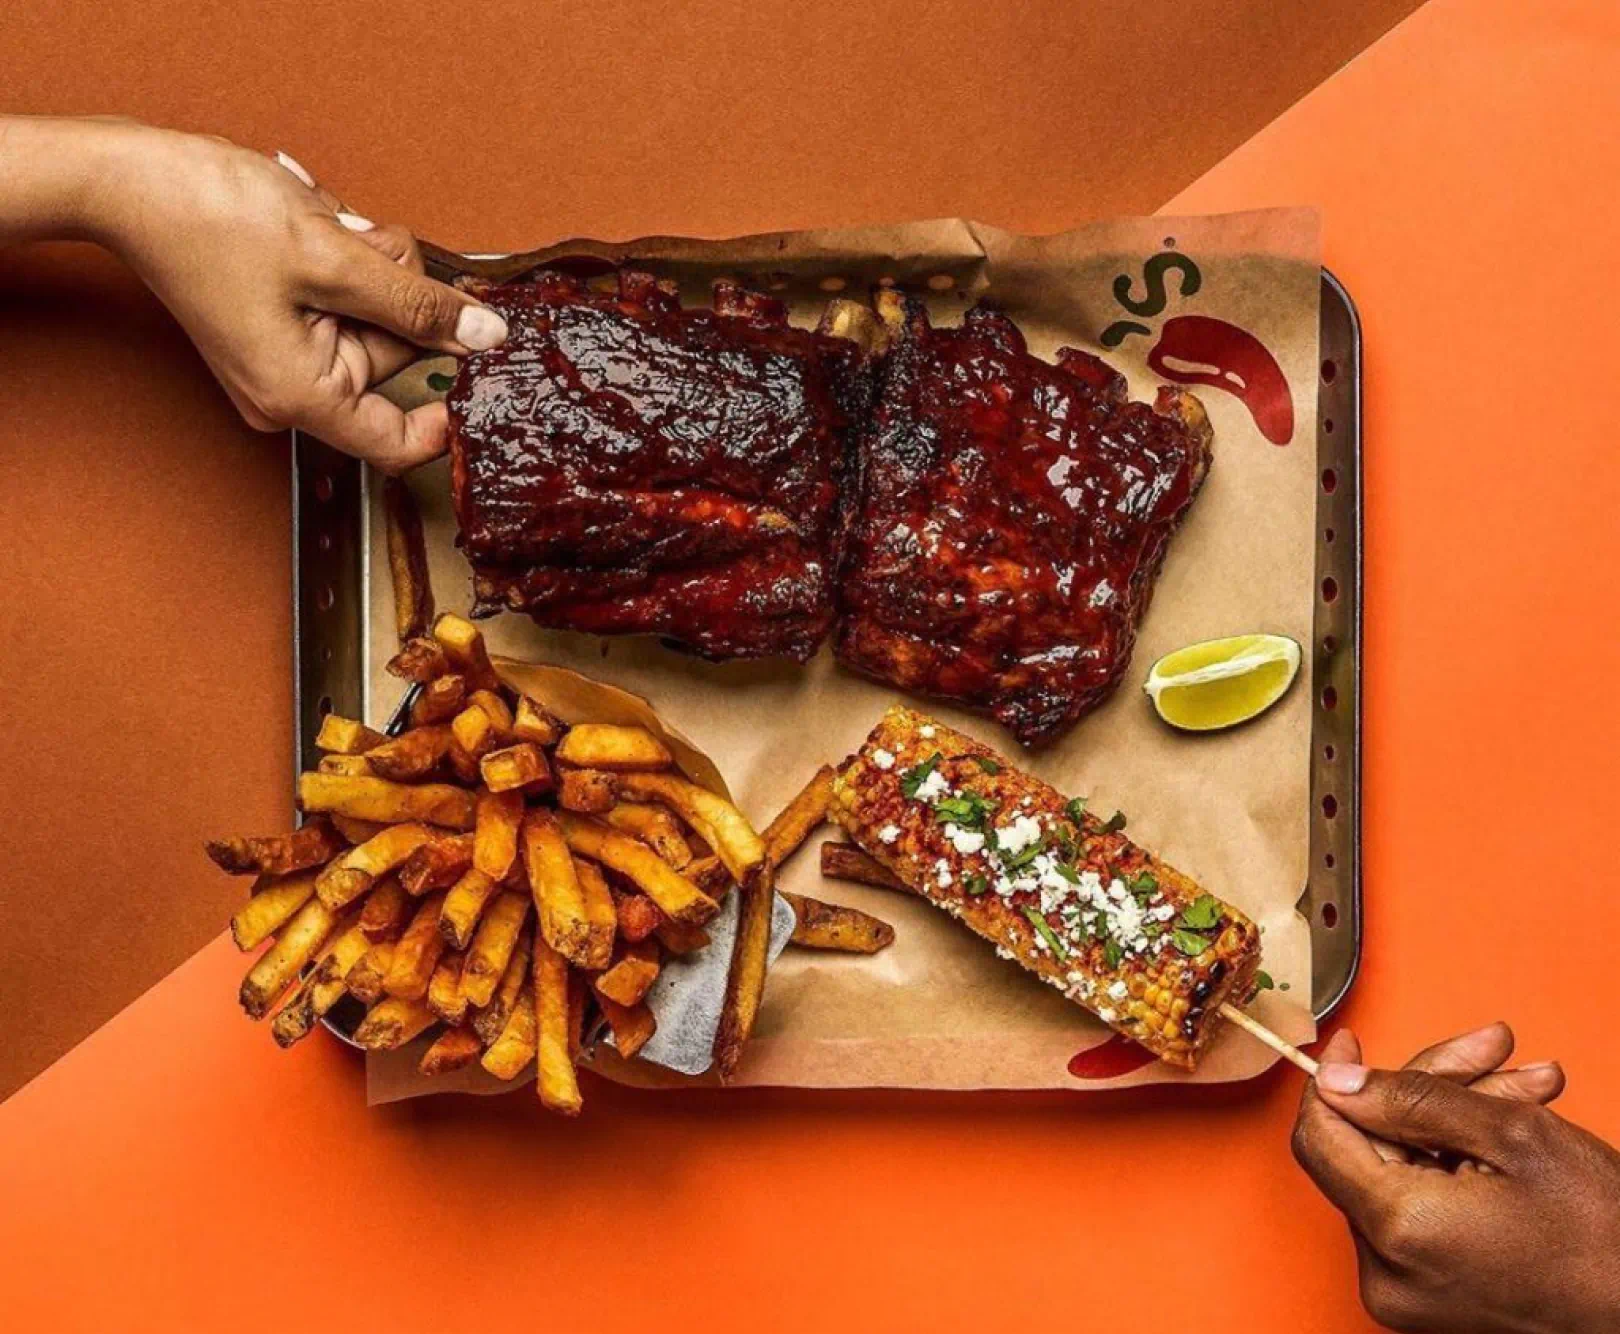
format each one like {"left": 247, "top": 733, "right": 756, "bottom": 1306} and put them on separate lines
{"left": 6, "top": 1, "right": 1620, "bottom": 1330}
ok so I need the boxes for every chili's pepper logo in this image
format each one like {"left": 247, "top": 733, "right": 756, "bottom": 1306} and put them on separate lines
{"left": 1100, "top": 251, "right": 1295, "bottom": 445}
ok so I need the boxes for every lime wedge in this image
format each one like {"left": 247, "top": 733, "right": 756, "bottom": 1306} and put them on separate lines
{"left": 1143, "top": 634, "right": 1302, "bottom": 731}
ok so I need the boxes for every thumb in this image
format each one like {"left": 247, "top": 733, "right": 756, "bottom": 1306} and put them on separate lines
{"left": 1315, "top": 1064, "right": 1541, "bottom": 1169}
{"left": 307, "top": 234, "right": 507, "bottom": 355}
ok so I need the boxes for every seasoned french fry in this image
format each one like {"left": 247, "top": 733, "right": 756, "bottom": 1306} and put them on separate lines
{"left": 273, "top": 912, "right": 369, "bottom": 1041}
{"left": 614, "top": 771, "right": 765, "bottom": 884}
{"left": 557, "top": 767, "right": 616, "bottom": 813}
{"left": 230, "top": 868, "right": 318, "bottom": 951}
{"left": 481, "top": 974, "right": 538, "bottom": 1080}
{"left": 602, "top": 801, "right": 692, "bottom": 867}
{"left": 330, "top": 814, "right": 388, "bottom": 845}
{"left": 297, "top": 772, "right": 477, "bottom": 829}
{"left": 474, "top": 788, "right": 524, "bottom": 879}
{"left": 534, "top": 937, "right": 582, "bottom": 1115}
{"left": 315, "top": 715, "right": 387, "bottom": 755}
{"left": 554, "top": 723, "right": 672, "bottom": 771}
{"left": 592, "top": 938, "right": 661, "bottom": 1007}
{"left": 611, "top": 887, "right": 663, "bottom": 943}
{"left": 440, "top": 866, "right": 499, "bottom": 950}
{"left": 481, "top": 742, "right": 552, "bottom": 794}
{"left": 363, "top": 725, "right": 454, "bottom": 782}
{"left": 472, "top": 923, "right": 532, "bottom": 1046}
{"left": 462, "top": 890, "right": 530, "bottom": 1008}
{"left": 819, "top": 841, "right": 907, "bottom": 891}
{"left": 205, "top": 818, "right": 344, "bottom": 877}
{"left": 512, "top": 695, "right": 563, "bottom": 746}
{"left": 358, "top": 875, "right": 413, "bottom": 941}
{"left": 467, "top": 689, "right": 514, "bottom": 734}
{"left": 310, "top": 921, "right": 371, "bottom": 1014}
{"left": 597, "top": 995, "right": 656, "bottom": 1060}
{"left": 409, "top": 673, "right": 467, "bottom": 726}
{"left": 522, "top": 812, "right": 616, "bottom": 969}
{"left": 557, "top": 813, "right": 718, "bottom": 926}
{"left": 354, "top": 996, "right": 437, "bottom": 1050}
{"left": 318, "top": 754, "right": 374, "bottom": 776}
{"left": 345, "top": 941, "right": 396, "bottom": 1005}
{"left": 398, "top": 831, "right": 475, "bottom": 896}
{"left": 713, "top": 859, "right": 776, "bottom": 1082}
{"left": 386, "top": 636, "right": 450, "bottom": 683}
{"left": 419, "top": 1025, "right": 482, "bottom": 1075}
{"left": 383, "top": 892, "right": 449, "bottom": 1000}
{"left": 239, "top": 896, "right": 338, "bottom": 1019}
{"left": 383, "top": 475, "right": 435, "bottom": 642}
{"left": 682, "top": 854, "right": 732, "bottom": 895}
{"left": 762, "top": 766, "right": 836, "bottom": 867}
{"left": 451, "top": 701, "right": 504, "bottom": 758}
{"left": 654, "top": 919, "right": 711, "bottom": 954}
{"left": 433, "top": 613, "right": 501, "bottom": 694}
{"left": 270, "top": 984, "right": 317, "bottom": 1048}
{"left": 445, "top": 738, "right": 483, "bottom": 785}
{"left": 315, "top": 822, "right": 437, "bottom": 909}
{"left": 782, "top": 890, "right": 895, "bottom": 954}
{"left": 427, "top": 949, "right": 469, "bottom": 1024}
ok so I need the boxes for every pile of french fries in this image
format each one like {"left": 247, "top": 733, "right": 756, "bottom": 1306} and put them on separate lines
{"left": 208, "top": 612, "right": 896, "bottom": 1115}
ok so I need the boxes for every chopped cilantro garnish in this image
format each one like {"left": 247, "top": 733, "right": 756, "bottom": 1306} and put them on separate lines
{"left": 974, "top": 756, "right": 1001, "bottom": 774}
{"left": 1065, "top": 797, "right": 1088, "bottom": 825}
{"left": 1254, "top": 970, "right": 1275, "bottom": 992}
{"left": 933, "top": 791, "right": 995, "bottom": 828}
{"left": 1129, "top": 871, "right": 1158, "bottom": 893}
{"left": 1103, "top": 939, "right": 1124, "bottom": 969}
{"left": 1052, "top": 863, "right": 1081, "bottom": 885}
{"left": 1171, "top": 928, "right": 1211, "bottom": 957}
{"left": 1022, "top": 908, "right": 1069, "bottom": 960}
{"left": 1177, "top": 894, "right": 1222, "bottom": 930}
{"left": 963, "top": 873, "right": 989, "bottom": 896}
{"left": 426, "top": 371, "right": 455, "bottom": 393}
{"left": 1050, "top": 830, "right": 1077, "bottom": 860}
{"left": 1141, "top": 921, "right": 1166, "bottom": 939}
{"left": 1099, "top": 811, "right": 1127, "bottom": 835}
{"left": 900, "top": 751, "right": 943, "bottom": 798}
{"left": 1000, "top": 839, "right": 1044, "bottom": 871}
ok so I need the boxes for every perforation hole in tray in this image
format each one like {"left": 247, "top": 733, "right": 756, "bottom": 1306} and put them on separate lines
{"left": 1322, "top": 902, "right": 1339, "bottom": 929}
{"left": 1322, "top": 576, "right": 1340, "bottom": 604}
{"left": 1321, "top": 358, "right": 1338, "bottom": 384}
{"left": 1321, "top": 684, "right": 1338, "bottom": 711}
{"left": 1321, "top": 468, "right": 1337, "bottom": 493}
{"left": 313, "top": 474, "right": 334, "bottom": 503}
{"left": 1322, "top": 793, "right": 1339, "bottom": 820}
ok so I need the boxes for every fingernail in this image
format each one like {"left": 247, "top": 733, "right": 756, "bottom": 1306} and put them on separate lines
{"left": 456, "top": 305, "right": 508, "bottom": 352}
{"left": 1518, "top": 1061, "right": 1561, "bottom": 1074}
{"left": 274, "top": 151, "right": 316, "bottom": 188}
{"left": 1316, "top": 1062, "right": 1369, "bottom": 1095}
{"left": 336, "top": 212, "right": 374, "bottom": 232}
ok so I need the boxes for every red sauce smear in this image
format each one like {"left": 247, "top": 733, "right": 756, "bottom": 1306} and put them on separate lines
{"left": 1067, "top": 1033, "right": 1158, "bottom": 1080}
{"left": 1147, "top": 314, "right": 1294, "bottom": 445}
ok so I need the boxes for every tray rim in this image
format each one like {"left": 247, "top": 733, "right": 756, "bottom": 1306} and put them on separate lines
{"left": 291, "top": 257, "right": 1364, "bottom": 1029}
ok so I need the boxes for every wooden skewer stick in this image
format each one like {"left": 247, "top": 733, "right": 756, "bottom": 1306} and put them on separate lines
{"left": 1219, "top": 1002, "right": 1319, "bottom": 1077}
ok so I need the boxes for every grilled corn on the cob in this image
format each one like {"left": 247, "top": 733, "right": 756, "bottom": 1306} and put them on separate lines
{"left": 830, "top": 705, "right": 1262, "bottom": 1068}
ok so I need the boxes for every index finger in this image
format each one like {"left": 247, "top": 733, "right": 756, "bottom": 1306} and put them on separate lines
{"left": 1290, "top": 1030, "right": 1398, "bottom": 1230}
{"left": 300, "top": 393, "right": 449, "bottom": 475}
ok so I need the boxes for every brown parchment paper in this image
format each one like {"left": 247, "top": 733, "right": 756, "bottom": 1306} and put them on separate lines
{"left": 368, "top": 210, "right": 1321, "bottom": 1092}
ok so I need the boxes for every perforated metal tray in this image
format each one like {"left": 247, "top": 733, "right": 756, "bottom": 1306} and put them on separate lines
{"left": 291, "top": 268, "right": 1363, "bottom": 1022}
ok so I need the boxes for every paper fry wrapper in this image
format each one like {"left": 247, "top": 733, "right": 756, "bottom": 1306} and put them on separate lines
{"left": 368, "top": 209, "right": 1321, "bottom": 1097}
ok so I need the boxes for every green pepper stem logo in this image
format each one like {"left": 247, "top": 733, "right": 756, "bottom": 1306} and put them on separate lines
{"left": 1101, "top": 251, "right": 1295, "bottom": 445}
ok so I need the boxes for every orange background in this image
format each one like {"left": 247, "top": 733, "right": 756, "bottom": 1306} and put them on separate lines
{"left": 4, "top": 1, "right": 1620, "bottom": 1330}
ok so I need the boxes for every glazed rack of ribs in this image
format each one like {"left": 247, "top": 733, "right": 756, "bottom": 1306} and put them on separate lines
{"left": 447, "top": 273, "right": 1212, "bottom": 745}
{"left": 448, "top": 270, "right": 882, "bottom": 663}
{"left": 835, "top": 292, "right": 1214, "bottom": 746}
